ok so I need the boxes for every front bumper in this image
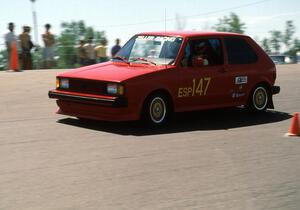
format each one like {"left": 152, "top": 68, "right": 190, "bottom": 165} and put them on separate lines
{"left": 48, "top": 90, "right": 138, "bottom": 122}
{"left": 48, "top": 90, "right": 127, "bottom": 107}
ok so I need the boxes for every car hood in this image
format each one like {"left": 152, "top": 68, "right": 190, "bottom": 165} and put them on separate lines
{"left": 58, "top": 61, "right": 170, "bottom": 82}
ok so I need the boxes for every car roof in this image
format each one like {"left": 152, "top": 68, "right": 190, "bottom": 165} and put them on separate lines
{"left": 137, "top": 31, "right": 249, "bottom": 38}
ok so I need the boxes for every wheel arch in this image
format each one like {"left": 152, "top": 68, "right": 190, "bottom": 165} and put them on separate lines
{"left": 140, "top": 88, "right": 174, "bottom": 118}
{"left": 248, "top": 81, "right": 274, "bottom": 109}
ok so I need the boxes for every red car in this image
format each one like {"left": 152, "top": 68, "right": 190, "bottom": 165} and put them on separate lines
{"left": 49, "top": 31, "right": 280, "bottom": 125}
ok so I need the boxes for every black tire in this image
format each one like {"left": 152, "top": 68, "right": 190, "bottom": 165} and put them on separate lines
{"left": 247, "top": 85, "right": 269, "bottom": 112}
{"left": 142, "top": 93, "right": 170, "bottom": 126}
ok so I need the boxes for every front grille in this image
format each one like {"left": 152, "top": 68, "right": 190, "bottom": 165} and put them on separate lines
{"left": 59, "top": 78, "right": 107, "bottom": 95}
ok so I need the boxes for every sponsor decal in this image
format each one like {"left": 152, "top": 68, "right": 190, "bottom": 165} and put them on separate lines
{"left": 232, "top": 92, "right": 246, "bottom": 98}
{"left": 235, "top": 76, "right": 248, "bottom": 85}
{"left": 136, "top": 35, "right": 177, "bottom": 42}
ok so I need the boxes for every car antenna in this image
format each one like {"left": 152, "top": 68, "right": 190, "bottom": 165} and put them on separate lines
{"left": 164, "top": 8, "right": 167, "bottom": 69}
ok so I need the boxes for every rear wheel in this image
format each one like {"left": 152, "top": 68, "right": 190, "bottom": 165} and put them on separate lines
{"left": 247, "top": 85, "right": 269, "bottom": 112}
{"left": 143, "top": 93, "right": 170, "bottom": 126}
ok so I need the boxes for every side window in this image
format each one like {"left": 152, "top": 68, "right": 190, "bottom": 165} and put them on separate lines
{"left": 181, "top": 38, "right": 223, "bottom": 67}
{"left": 208, "top": 39, "right": 224, "bottom": 65}
{"left": 225, "top": 37, "right": 258, "bottom": 64}
{"left": 181, "top": 42, "right": 191, "bottom": 67}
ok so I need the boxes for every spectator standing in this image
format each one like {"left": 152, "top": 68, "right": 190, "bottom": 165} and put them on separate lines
{"left": 4, "top": 22, "right": 18, "bottom": 70}
{"left": 77, "top": 39, "right": 86, "bottom": 66}
{"left": 95, "top": 39, "right": 108, "bottom": 63}
{"left": 84, "top": 37, "right": 96, "bottom": 65}
{"left": 42, "top": 23, "right": 55, "bottom": 68}
{"left": 111, "top": 38, "right": 121, "bottom": 57}
{"left": 19, "top": 26, "right": 34, "bottom": 70}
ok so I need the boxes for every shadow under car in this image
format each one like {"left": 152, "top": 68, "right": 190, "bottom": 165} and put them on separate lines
{"left": 57, "top": 107, "right": 292, "bottom": 136}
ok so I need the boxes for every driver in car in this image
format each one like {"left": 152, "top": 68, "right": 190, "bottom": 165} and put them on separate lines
{"left": 192, "top": 41, "right": 210, "bottom": 66}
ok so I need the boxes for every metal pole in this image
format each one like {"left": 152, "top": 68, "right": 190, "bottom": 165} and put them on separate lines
{"left": 30, "top": 0, "right": 39, "bottom": 46}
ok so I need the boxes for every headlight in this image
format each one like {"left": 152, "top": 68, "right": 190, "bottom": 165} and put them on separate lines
{"left": 56, "top": 78, "right": 60, "bottom": 88}
{"left": 60, "top": 78, "right": 69, "bottom": 89}
{"left": 107, "top": 83, "right": 124, "bottom": 95}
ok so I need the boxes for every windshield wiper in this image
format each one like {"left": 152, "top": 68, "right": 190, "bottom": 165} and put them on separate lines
{"left": 112, "top": 56, "right": 130, "bottom": 64}
{"left": 130, "top": 57, "right": 157, "bottom": 65}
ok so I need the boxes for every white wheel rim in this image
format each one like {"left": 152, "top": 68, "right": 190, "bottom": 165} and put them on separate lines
{"left": 253, "top": 87, "right": 268, "bottom": 110}
{"left": 149, "top": 97, "right": 166, "bottom": 124}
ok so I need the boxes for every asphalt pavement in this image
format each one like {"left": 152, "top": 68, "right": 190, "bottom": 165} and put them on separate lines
{"left": 0, "top": 64, "right": 300, "bottom": 210}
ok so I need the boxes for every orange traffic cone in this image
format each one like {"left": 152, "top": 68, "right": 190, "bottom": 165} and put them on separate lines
{"left": 287, "top": 112, "right": 300, "bottom": 137}
{"left": 9, "top": 41, "right": 19, "bottom": 71}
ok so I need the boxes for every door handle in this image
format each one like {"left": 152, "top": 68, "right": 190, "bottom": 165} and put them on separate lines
{"left": 219, "top": 67, "right": 228, "bottom": 73}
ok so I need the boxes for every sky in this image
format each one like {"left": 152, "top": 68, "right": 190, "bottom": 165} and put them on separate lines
{"left": 1, "top": 0, "right": 300, "bottom": 52}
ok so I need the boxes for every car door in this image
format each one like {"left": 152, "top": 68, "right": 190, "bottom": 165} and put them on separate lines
{"left": 222, "top": 36, "right": 259, "bottom": 105}
{"left": 175, "top": 37, "right": 232, "bottom": 112}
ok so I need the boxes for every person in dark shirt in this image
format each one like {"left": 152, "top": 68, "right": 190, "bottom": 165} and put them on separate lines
{"left": 77, "top": 39, "right": 86, "bottom": 66}
{"left": 19, "top": 26, "right": 34, "bottom": 70}
{"left": 111, "top": 38, "right": 121, "bottom": 57}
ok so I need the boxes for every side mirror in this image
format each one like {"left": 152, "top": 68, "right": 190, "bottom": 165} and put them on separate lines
{"left": 192, "top": 56, "right": 204, "bottom": 67}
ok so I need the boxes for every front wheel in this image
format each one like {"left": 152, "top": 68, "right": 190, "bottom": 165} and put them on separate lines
{"left": 247, "top": 85, "right": 269, "bottom": 112}
{"left": 142, "top": 93, "right": 170, "bottom": 126}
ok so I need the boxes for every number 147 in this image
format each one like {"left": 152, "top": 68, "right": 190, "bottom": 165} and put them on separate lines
{"left": 192, "top": 77, "right": 211, "bottom": 96}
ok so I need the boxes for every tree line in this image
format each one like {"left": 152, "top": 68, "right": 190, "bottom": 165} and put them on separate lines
{"left": 213, "top": 13, "right": 300, "bottom": 58}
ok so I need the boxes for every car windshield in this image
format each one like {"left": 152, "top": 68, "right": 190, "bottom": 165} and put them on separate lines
{"left": 114, "top": 35, "right": 183, "bottom": 65}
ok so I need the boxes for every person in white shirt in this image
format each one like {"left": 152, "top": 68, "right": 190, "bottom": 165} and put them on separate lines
{"left": 84, "top": 37, "right": 96, "bottom": 65}
{"left": 4, "top": 22, "right": 18, "bottom": 69}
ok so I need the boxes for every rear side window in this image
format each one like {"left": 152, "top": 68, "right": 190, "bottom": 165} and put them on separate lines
{"left": 225, "top": 37, "right": 257, "bottom": 64}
